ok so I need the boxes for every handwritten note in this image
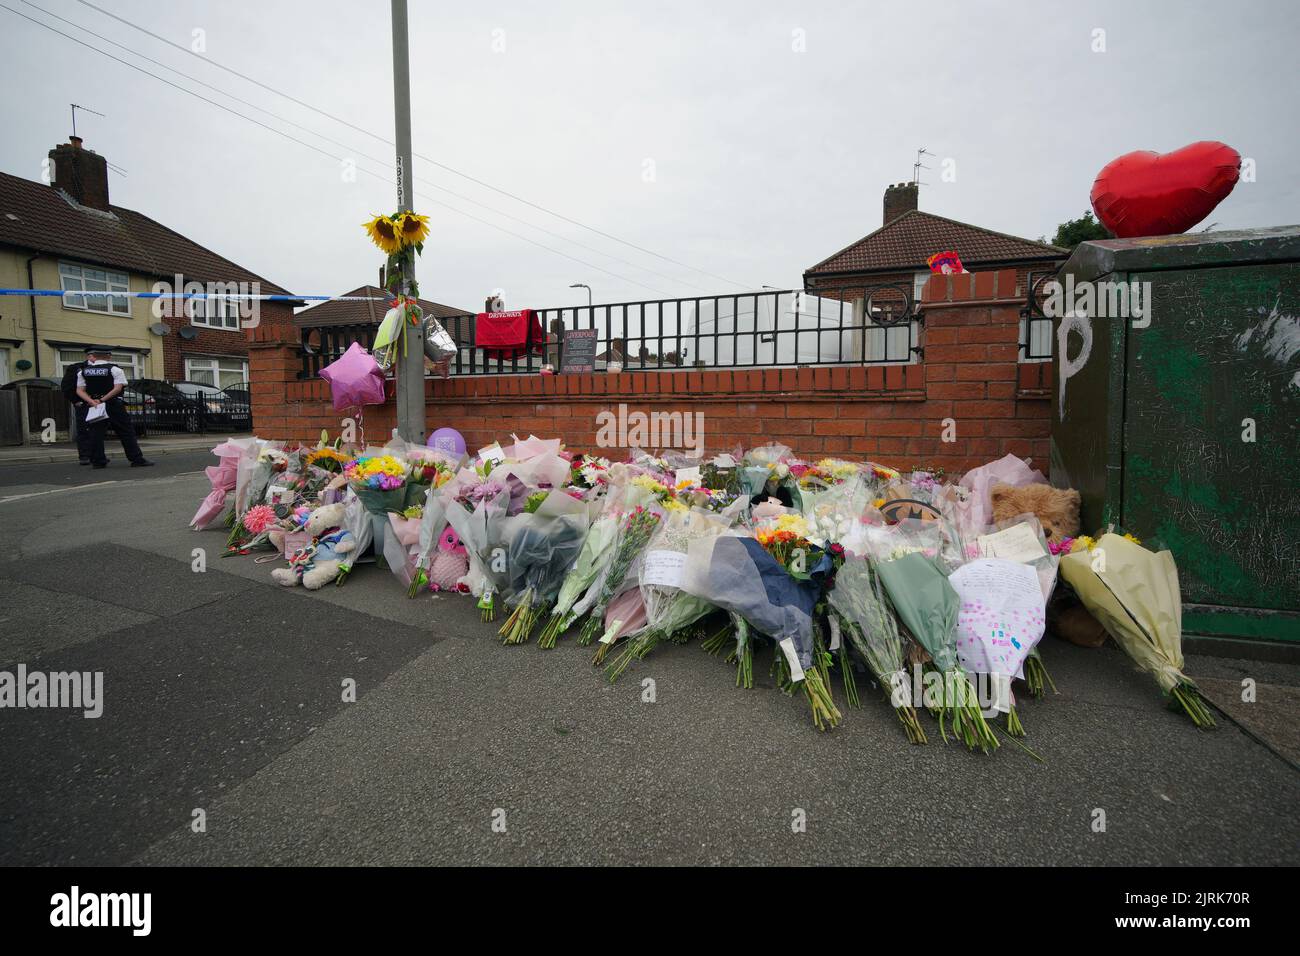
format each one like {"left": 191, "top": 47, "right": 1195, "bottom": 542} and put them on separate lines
{"left": 977, "top": 522, "right": 1048, "bottom": 564}
{"left": 642, "top": 549, "right": 687, "bottom": 588}
{"left": 949, "top": 558, "right": 1045, "bottom": 679}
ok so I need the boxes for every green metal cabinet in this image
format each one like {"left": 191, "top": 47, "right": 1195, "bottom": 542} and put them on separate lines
{"left": 1052, "top": 226, "right": 1300, "bottom": 644}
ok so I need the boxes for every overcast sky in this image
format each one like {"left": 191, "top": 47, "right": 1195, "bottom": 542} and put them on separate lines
{"left": 2, "top": 0, "right": 1298, "bottom": 312}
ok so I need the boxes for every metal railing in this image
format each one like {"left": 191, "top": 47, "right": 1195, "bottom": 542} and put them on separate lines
{"left": 298, "top": 285, "right": 920, "bottom": 379}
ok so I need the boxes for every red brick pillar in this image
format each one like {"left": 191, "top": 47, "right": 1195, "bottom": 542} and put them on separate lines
{"left": 920, "top": 268, "right": 1051, "bottom": 472}
{"left": 246, "top": 302, "right": 299, "bottom": 441}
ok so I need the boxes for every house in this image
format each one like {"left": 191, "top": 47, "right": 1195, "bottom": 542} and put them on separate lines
{"left": 0, "top": 136, "right": 294, "bottom": 389}
{"left": 294, "top": 284, "right": 471, "bottom": 335}
{"left": 803, "top": 183, "right": 1068, "bottom": 363}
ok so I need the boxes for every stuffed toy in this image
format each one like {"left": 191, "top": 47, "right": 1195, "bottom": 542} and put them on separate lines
{"left": 989, "top": 483, "right": 1080, "bottom": 548}
{"left": 988, "top": 482, "right": 1106, "bottom": 648}
{"left": 271, "top": 502, "right": 355, "bottom": 590}
{"left": 428, "top": 525, "right": 469, "bottom": 591}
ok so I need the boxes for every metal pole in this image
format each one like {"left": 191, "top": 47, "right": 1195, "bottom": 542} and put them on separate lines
{"left": 391, "top": 0, "right": 425, "bottom": 443}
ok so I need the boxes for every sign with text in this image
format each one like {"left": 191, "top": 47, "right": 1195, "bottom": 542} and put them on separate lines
{"left": 560, "top": 327, "right": 598, "bottom": 373}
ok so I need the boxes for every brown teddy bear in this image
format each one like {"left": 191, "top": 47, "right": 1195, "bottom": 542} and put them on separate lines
{"left": 988, "top": 482, "right": 1080, "bottom": 548}
{"left": 988, "top": 482, "right": 1107, "bottom": 648}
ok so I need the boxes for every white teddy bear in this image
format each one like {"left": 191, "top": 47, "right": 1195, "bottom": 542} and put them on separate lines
{"left": 270, "top": 502, "right": 355, "bottom": 590}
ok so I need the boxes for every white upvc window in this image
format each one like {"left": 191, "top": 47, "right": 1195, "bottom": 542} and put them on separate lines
{"left": 59, "top": 261, "right": 130, "bottom": 315}
{"left": 187, "top": 296, "right": 242, "bottom": 331}
{"left": 55, "top": 348, "right": 145, "bottom": 379}
{"left": 863, "top": 320, "right": 918, "bottom": 364}
{"left": 185, "top": 356, "right": 248, "bottom": 388}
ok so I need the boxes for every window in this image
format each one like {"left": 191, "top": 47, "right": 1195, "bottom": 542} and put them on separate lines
{"left": 913, "top": 271, "right": 931, "bottom": 306}
{"left": 185, "top": 356, "right": 248, "bottom": 388}
{"left": 60, "top": 262, "right": 130, "bottom": 315}
{"left": 56, "top": 348, "right": 145, "bottom": 380}
{"left": 1020, "top": 316, "right": 1053, "bottom": 363}
{"left": 187, "top": 296, "right": 242, "bottom": 331}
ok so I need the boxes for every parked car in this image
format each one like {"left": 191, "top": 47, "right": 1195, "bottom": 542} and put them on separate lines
{"left": 219, "top": 382, "right": 253, "bottom": 430}
{"left": 123, "top": 379, "right": 204, "bottom": 434}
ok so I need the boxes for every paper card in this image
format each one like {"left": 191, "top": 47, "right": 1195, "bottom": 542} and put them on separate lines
{"left": 283, "top": 530, "right": 312, "bottom": 560}
{"left": 779, "top": 638, "right": 806, "bottom": 683}
{"left": 478, "top": 442, "right": 506, "bottom": 466}
{"left": 827, "top": 615, "right": 841, "bottom": 652}
{"left": 267, "top": 484, "right": 294, "bottom": 504}
{"left": 642, "top": 549, "right": 687, "bottom": 588}
{"left": 674, "top": 466, "right": 701, "bottom": 486}
{"left": 977, "top": 523, "right": 1048, "bottom": 564}
{"left": 949, "top": 558, "right": 1046, "bottom": 679}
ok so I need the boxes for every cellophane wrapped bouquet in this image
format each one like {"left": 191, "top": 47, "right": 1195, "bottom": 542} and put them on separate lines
{"left": 498, "top": 489, "right": 592, "bottom": 644}
{"left": 606, "top": 502, "right": 735, "bottom": 681}
{"left": 865, "top": 520, "right": 999, "bottom": 754}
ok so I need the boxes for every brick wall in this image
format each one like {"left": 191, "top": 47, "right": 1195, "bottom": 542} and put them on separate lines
{"left": 250, "top": 269, "right": 1052, "bottom": 474}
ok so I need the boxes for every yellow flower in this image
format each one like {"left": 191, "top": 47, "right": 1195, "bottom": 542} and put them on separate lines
{"left": 663, "top": 498, "right": 688, "bottom": 514}
{"left": 394, "top": 211, "right": 431, "bottom": 248}
{"left": 873, "top": 498, "right": 885, "bottom": 510}
{"left": 1123, "top": 532, "right": 1142, "bottom": 545}
{"left": 1072, "top": 535, "right": 1096, "bottom": 553}
{"left": 363, "top": 215, "right": 402, "bottom": 254}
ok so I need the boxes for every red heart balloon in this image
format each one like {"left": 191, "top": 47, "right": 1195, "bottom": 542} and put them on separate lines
{"left": 1090, "top": 141, "right": 1240, "bottom": 238}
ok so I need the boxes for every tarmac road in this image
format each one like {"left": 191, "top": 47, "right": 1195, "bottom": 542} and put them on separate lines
{"left": 0, "top": 460, "right": 1297, "bottom": 866}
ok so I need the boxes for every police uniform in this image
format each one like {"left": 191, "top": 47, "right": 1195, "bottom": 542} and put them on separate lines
{"left": 61, "top": 358, "right": 98, "bottom": 465}
{"left": 75, "top": 349, "right": 150, "bottom": 468}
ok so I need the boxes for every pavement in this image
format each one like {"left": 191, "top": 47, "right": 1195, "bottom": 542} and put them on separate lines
{"left": 0, "top": 458, "right": 1297, "bottom": 866}
{"left": 0, "top": 432, "right": 249, "bottom": 465}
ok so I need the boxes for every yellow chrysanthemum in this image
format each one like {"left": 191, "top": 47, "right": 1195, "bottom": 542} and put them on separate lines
{"left": 1071, "top": 535, "right": 1096, "bottom": 553}
{"left": 363, "top": 215, "right": 402, "bottom": 254}
{"left": 1123, "top": 532, "right": 1142, "bottom": 545}
{"left": 394, "top": 211, "right": 431, "bottom": 247}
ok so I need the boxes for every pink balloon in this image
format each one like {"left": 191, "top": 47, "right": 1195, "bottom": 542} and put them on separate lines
{"left": 319, "top": 341, "right": 386, "bottom": 411}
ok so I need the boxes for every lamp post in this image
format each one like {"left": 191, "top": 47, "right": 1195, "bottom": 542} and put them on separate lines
{"left": 391, "top": 0, "right": 425, "bottom": 443}
{"left": 569, "top": 282, "right": 592, "bottom": 307}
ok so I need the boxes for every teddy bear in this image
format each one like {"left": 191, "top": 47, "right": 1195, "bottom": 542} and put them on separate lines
{"left": 428, "top": 525, "right": 469, "bottom": 591}
{"left": 271, "top": 502, "right": 355, "bottom": 590}
{"left": 988, "top": 482, "right": 1080, "bottom": 547}
{"left": 988, "top": 482, "right": 1106, "bottom": 648}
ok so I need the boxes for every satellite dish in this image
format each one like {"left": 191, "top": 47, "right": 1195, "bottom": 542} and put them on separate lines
{"left": 178, "top": 326, "right": 199, "bottom": 340}
{"left": 149, "top": 322, "right": 171, "bottom": 336}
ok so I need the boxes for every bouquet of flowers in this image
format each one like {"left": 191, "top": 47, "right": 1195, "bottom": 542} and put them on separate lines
{"left": 606, "top": 505, "right": 732, "bottom": 681}
{"left": 579, "top": 505, "right": 664, "bottom": 649}
{"left": 681, "top": 518, "right": 842, "bottom": 730}
{"left": 345, "top": 454, "right": 408, "bottom": 510}
{"left": 498, "top": 490, "right": 592, "bottom": 644}
{"left": 443, "top": 476, "right": 512, "bottom": 619}
{"left": 1060, "top": 532, "right": 1215, "bottom": 728}
{"left": 827, "top": 555, "right": 927, "bottom": 743}
{"left": 333, "top": 490, "right": 376, "bottom": 585}
{"left": 866, "top": 522, "right": 999, "bottom": 753}
{"left": 223, "top": 502, "right": 280, "bottom": 554}
{"left": 537, "top": 496, "right": 622, "bottom": 648}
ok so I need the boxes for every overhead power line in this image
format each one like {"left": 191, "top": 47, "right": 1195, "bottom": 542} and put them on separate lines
{"left": 72, "top": 0, "right": 755, "bottom": 290}
{"left": 20, "top": 0, "right": 711, "bottom": 292}
{"left": 0, "top": 2, "right": 669, "bottom": 296}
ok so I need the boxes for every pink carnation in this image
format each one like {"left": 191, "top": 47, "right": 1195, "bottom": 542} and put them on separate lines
{"left": 243, "top": 504, "right": 278, "bottom": 534}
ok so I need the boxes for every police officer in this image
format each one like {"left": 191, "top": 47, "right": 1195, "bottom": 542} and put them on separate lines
{"left": 74, "top": 346, "right": 154, "bottom": 469}
{"left": 61, "top": 350, "right": 100, "bottom": 465}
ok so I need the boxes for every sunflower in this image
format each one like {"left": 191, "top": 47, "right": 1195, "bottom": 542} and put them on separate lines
{"left": 305, "top": 447, "right": 349, "bottom": 473}
{"left": 394, "top": 211, "right": 431, "bottom": 248}
{"left": 363, "top": 214, "right": 402, "bottom": 254}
